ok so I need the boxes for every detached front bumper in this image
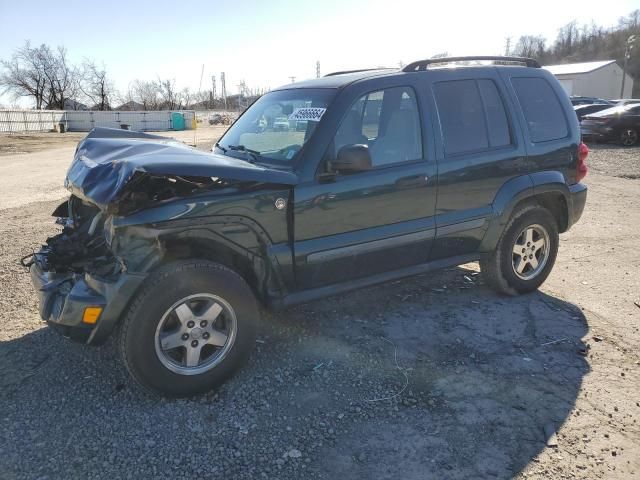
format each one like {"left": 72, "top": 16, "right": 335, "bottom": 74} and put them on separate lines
{"left": 30, "top": 260, "right": 146, "bottom": 345}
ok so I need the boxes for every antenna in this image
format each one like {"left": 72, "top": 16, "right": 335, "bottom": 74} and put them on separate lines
{"left": 316, "top": 61, "right": 320, "bottom": 78}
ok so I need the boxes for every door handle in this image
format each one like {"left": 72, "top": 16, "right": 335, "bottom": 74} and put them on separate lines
{"left": 395, "top": 175, "right": 429, "bottom": 189}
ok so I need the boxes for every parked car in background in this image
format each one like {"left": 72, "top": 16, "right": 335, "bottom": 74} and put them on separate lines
{"left": 574, "top": 103, "right": 614, "bottom": 121}
{"left": 581, "top": 103, "right": 640, "bottom": 146}
{"left": 208, "top": 113, "right": 223, "bottom": 125}
{"left": 570, "top": 96, "right": 613, "bottom": 106}
{"left": 273, "top": 116, "right": 290, "bottom": 131}
{"left": 609, "top": 99, "right": 640, "bottom": 106}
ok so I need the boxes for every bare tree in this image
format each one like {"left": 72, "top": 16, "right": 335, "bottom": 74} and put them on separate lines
{"left": 0, "top": 41, "right": 48, "bottom": 108}
{"left": 156, "top": 77, "right": 178, "bottom": 109}
{"left": 178, "top": 87, "right": 192, "bottom": 109}
{"left": 131, "top": 79, "right": 160, "bottom": 110}
{"left": 512, "top": 36, "right": 547, "bottom": 59}
{"left": 81, "top": 60, "right": 114, "bottom": 110}
{"left": 41, "top": 46, "right": 79, "bottom": 109}
{"left": 0, "top": 42, "right": 80, "bottom": 109}
{"left": 554, "top": 20, "right": 580, "bottom": 58}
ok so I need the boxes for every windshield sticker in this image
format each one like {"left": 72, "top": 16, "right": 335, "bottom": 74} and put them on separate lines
{"left": 288, "top": 107, "right": 326, "bottom": 122}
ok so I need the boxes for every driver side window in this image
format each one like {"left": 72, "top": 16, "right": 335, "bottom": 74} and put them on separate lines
{"left": 331, "top": 86, "right": 422, "bottom": 168}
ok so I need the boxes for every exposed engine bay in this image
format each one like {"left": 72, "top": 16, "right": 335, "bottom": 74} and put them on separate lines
{"left": 22, "top": 171, "right": 259, "bottom": 276}
{"left": 21, "top": 196, "right": 116, "bottom": 276}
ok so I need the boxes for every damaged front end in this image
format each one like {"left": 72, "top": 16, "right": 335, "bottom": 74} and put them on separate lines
{"left": 26, "top": 128, "right": 296, "bottom": 345}
{"left": 24, "top": 195, "right": 146, "bottom": 345}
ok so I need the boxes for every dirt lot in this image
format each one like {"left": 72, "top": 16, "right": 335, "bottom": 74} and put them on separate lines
{"left": 0, "top": 124, "right": 228, "bottom": 156}
{"left": 0, "top": 132, "right": 639, "bottom": 479}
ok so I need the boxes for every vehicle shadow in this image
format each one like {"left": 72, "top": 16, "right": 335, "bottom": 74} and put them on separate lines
{"left": 269, "top": 264, "right": 590, "bottom": 479}
{"left": 0, "top": 264, "right": 589, "bottom": 480}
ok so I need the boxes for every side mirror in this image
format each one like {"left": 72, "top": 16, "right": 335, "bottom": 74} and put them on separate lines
{"left": 331, "top": 144, "right": 372, "bottom": 173}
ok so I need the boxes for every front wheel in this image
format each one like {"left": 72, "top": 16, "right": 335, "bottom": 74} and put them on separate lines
{"left": 480, "top": 206, "right": 559, "bottom": 295}
{"left": 118, "top": 261, "right": 259, "bottom": 397}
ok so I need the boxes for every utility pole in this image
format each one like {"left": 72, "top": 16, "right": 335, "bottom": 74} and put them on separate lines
{"left": 198, "top": 64, "right": 204, "bottom": 95}
{"left": 621, "top": 35, "right": 637, "bottom": 98}
{"left": 316, "top": 61, "right": 320, "bottom": 78}
{"left": 289, "top": 76, "right": 296, "bottom": 83}
{"left": 237, "top": 81, "right": 247, "bottom": 110}
{"left": 211, "top": 75, "right": 216, "bottom": 109}
{"left": 221, "top": 72, "right": 227, "bottom": 110}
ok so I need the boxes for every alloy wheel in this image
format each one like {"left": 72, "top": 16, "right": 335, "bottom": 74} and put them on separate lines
{"left": 511, "top": 224, "right": 550, "bottom": 280}
{"left": 154, "top": 293, "right": 237, "bottom": 375}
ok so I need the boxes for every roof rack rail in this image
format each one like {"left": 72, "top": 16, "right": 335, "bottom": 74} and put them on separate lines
{"left": 324, "top": 68, "right": 394, "bottom": 77}
{"left": 402, "top": 56, "right": 540, "bottom": 72}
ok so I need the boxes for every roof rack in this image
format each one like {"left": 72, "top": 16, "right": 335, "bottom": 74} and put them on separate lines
{"left": 324, "top": 68, "right": 394, "bottom": 77}
{"left": 402, "top": 56, "right": 540, "bottom": 72}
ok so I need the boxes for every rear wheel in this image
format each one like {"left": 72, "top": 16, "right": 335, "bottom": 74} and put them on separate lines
{"left": 118, "top": 260, "right": 258, "bottom": 397}
{"left": 620, "top": 128, "right": 638, "bottom": 146}
{"left": 481, "top": 206, "right": 559, "bottom": 295}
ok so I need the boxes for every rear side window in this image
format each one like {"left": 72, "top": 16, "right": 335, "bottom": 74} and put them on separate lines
{"left": 433, "top": 79, "right": 511, "bottom": 156}
{"left": 512, "top": 77, "right": 568, "bottom": 143}
{"left": 478, "top": 80, "right": 511, "bottom": 148}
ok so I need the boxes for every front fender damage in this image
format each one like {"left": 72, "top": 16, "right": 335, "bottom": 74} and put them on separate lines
{"left": 106, "top": 218, "right": 284, "bottom": 301}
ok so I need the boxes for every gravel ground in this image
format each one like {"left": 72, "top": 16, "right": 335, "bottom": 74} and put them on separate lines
{"left": 0, "top": 144, "right": 639, "bottom": 479}
{"left": 584, "top": 143, "right": 640, "bottom": 179}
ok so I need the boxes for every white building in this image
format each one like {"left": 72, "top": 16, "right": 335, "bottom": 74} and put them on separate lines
{"left": 543, "top": 60, "right": 633, "bottom": 99}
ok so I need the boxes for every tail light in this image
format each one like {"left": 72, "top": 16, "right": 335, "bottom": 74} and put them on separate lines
{"left": 576, "top": 142, "right": 588, "bottom": 182}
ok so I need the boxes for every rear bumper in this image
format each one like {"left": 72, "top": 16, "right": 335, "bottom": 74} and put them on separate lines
{"left": 567, "top": 182, "right": 587, "bottom": 230}
{"left": 30, "top": 261, "right": 146, "bottom": 345}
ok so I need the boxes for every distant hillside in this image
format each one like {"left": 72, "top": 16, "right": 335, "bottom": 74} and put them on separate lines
{"left": 512, "top": 10, "right": 640, "bottom": 97}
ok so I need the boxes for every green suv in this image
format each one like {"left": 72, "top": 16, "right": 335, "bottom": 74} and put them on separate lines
{"left": 27, "top": 56, "right": 588, "bottom": 396}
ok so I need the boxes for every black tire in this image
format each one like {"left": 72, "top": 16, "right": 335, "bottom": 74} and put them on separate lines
{"left": 118, "top": 260, "right": 259, "bottom": 397}
{"left": 480, "top": 205, "right": 559, "bottom": 295}
{"left": 619, "top": 128, "right": 639, "bottom": 147}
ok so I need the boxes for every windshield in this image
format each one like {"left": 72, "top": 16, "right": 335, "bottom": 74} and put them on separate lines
{"left": 216, "top": 88, "right": 334, "bottom": 164}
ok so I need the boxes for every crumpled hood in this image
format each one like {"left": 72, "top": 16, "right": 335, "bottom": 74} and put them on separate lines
{"left": 65, "top": 128, "right": 298, "bottom": 209}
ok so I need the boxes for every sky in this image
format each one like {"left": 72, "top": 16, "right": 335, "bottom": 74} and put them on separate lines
{"left": 0, "top": 0, "right": 638, "bottom": 107}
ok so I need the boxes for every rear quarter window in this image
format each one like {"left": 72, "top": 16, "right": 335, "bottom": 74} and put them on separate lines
{"left": 512, "top": 77, "right": 568, "bottom": 143}
{"left": 433, "top": 79, "right": 489, "bottom": 155}
{"left": 433, "top": 79, "right": 512, "bottom": 156}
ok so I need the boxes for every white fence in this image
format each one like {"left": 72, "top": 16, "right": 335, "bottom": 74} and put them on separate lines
{"left": 0, "top": 110, "right": 197, "bottom": 133}
{"left": 0, "top": 110, "right": 65, "bottom": 133}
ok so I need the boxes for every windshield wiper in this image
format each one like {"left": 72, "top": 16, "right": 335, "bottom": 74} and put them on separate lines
{"left": 214, "top": 142, "right": 227, "bottom": 153}
{"left": 226, "top": 144, "right": 261, "bottom": 163}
